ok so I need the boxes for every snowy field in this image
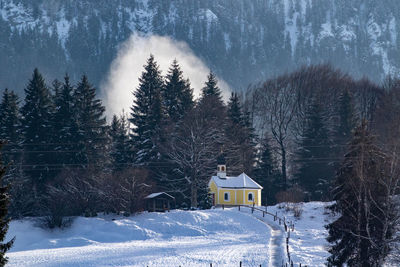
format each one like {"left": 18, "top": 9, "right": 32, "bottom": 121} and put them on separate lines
{"left": 266, "top": 202, "right": 333, "bottom": 266}
{"left": 7, "top": 209, "right": 272, "bottom": 267}
{"left": 5, "top": 202, "right": 333, "bottom": 267}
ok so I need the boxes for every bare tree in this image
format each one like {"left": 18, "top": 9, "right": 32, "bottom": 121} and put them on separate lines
{"left": 164, "top": 106, "right": 223, "bottom": 208}
{"left": 103, "top": 168, "right": 152, "bottom": 213}
{"left": 254, "top": 75, "right": 297, "bottom": 189}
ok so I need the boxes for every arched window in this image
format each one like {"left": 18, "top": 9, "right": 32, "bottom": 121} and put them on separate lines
{"left": 221, "top": 166, "right": 225, "bottom": 171}
{"left": 248, "top": 192, "right": 254, "bottom": 201}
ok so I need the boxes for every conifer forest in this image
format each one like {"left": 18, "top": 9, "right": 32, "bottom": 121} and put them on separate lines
{"left": 1, "top": 0, "right": 400, "bottom": 266}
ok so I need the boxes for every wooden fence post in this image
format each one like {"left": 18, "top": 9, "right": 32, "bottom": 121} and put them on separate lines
{"left": 222, "top": 204, "right": 224, "bottom": 210}
{"left": 238, "top": 205, "right": 240, "bottom": 211}
{"left": 263, "top": 211, "right": 265, "bottom": 217}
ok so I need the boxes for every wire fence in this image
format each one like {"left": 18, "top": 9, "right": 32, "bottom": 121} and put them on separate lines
{"left": 224, "top": 204, "right": 307, "bottom": 267}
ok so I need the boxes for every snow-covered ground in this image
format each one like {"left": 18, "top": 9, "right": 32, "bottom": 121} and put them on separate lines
{"left": 266, "top": 202, "right": 333, "bottom": 266}
{"left": 6, "top": 202, "right": 333, "bottom": 267}
{"left": 7, "top": 209, "right": 272, "bottom": 267}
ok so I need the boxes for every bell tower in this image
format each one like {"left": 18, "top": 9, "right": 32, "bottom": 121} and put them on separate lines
{"left": 216, "top": 153, "right": 226, "bottom": 178}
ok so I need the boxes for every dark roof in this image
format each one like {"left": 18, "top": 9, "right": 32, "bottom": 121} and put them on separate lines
{"left": 145, "top": 192, "right": 175, "bottom": 200}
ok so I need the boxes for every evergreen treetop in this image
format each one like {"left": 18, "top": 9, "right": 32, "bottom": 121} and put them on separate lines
{"left": 227, "top": 92, "right": 242, "bottom": 125}
{"left": 21, "top": 68, "right": 54, "bottom": 190}
{"left": 336, "top": 88, "right": 356, "bottom": 144}
{"left": 130, "top": 55, "right": 164, "bottom": 165}
{"left": 51, "top": 74, "right": 80, "bottom": 167}
{"left": 73, "top": 74, "right": 107, "bottom": 167}
{"left": 163, "top": 59, "right": 194, "bottom": 122}
{"left": 254, "top": 135, "right": 280, "bottom": 204}
{"left": 201, "top": 71, "right": 223, "bottom": 102}
{"left": 109, "top": 113, "right": 130, "bottom": 171}
{"left": 0, "top": 89, "right": 21, "bottom": 165}
{"left": 295, "top": 97, "right": 333, "bottom": 200}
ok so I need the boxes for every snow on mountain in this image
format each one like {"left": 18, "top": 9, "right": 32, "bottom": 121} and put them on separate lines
{"left": 1, "top": 0, "right": 400, "bottom": 93}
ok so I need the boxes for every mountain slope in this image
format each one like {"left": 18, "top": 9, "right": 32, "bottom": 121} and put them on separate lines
{"left": 1, "top": 0, "right": 399, "bottom": 93}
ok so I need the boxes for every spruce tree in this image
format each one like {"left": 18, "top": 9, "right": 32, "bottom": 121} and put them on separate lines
{"left": 0, "top": 89, "right": 21, "bottom": 165}
{"left": 52, "top": 75, "right": 80, "bottom": 168}
{"left": 326, "top": 122, "right": 393, "bottom": 266}
{"left": 159, "top": 61, "right": 195, "bottom": 197}
{"left": 0, "top": 142, "right": 15, "bottom": 266}
{"left": 225, "top": 92, "right": 256, "bottom": 175}
{"left": 334, "top": 89, "right": 356, "bottom": 158}
{"left": 73, "top": 75, "right": 107, "bottom": 168}
{"left": 254, "top": 136, "right": 280, "bottom": 205}
{"left": 201, "top": 72, "right": 223, "bottom": 101}
{"left": 130, "top": 55, "right": 164, "bottom": 166}
{"left": 295, "top": 98, "right": 333, "bottom": 200}
{"left": 191, "top": 71, "right": 227, "bottom": 204}
{"left": 197, "top": 71, "right": 226, "bottom": 140}
{"left": 21, "top": 68, "right": 54, "bottom": 193}
{"left": 162, "top": 60, "right": 194, "bottom": 123}
{"left": 109, "top": 114, "right": 130, "bottom": 172}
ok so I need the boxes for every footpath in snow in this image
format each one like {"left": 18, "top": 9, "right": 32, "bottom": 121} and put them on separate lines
{"left": 6, "top": 209, "right": 272, "bottom": 267}
{"left": 265, "top": 202, "right": 333, "bottom": 267}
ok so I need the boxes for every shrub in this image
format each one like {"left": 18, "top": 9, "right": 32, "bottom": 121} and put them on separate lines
{"left": 275, "top": 186, "right": 305, "bottom": 203}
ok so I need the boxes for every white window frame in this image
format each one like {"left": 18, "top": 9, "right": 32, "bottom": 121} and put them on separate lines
{"left": 248, "top": 192, "right": 254, "bottom": 202}
{"left": 224, "top": 192, "right": 230, "bottom": 202}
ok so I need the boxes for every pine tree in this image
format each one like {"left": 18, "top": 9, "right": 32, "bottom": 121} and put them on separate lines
{"left": 130, "top": 55, "right": 164, "bottom": 166}
{"left": 334, "top": 89, "right": 356, "bottom": 157}
{"left": 52, "top": 75, "right": 80, "bottom": 168}
{"left": 109, "top": 113, "right": 130, "bottom": 172}
{"left": 158, "top": 60, "right": 195, "bottom": 196}
{"left": 21, "top": 68, "right": 54, "bottom": 193}
{"left": 0, "top": 89, "right": 21, "bottom": 165}
{"left": 254, "top": 136, "right": 281, "bottom": 205}
{"left": 225, "top": 92, "right": 256, "bottom": 175}
{"left": 162, "top": 59, "right": 194, "bottom": 123}
{"left": 0, "top": 142, "right": 15, "bottom": 266}
{"left": 201, "top": 71, "right": 223, "bottom": 103}
{"left": 295, "top": 98, "right": 333, "bottom": 200}
{"left": 326, "top": 122, "right": 393, "bottom": 266}
{"left": 197, "top": 71, "right": 226, "bottom": 143}
{"left": 73, "top": 75, "right": 107, "bottom": 168}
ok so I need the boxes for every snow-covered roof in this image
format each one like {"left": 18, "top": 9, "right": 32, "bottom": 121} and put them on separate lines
{"left": 210, "top": 173, "right": 263, "bottom": 189}
{"left": 145, "top": 192, "right": 175, "bottom": 199}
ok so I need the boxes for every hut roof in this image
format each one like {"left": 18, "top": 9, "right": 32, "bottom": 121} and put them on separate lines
{"left": 145, "top": 192, "right": 175, "bottom": 199}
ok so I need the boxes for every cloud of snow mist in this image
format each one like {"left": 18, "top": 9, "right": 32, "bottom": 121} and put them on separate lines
{"left": 101, "top": 34, "right": 231, "bottom": 119}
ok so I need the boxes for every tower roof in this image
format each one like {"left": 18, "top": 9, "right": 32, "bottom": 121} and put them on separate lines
{"left": 217, "top": 153, "right": 226, "bottom": 165}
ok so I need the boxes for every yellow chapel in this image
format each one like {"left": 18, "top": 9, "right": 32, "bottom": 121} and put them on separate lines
{"left": 208, "top": 161, "right": 263, "bottom": 206}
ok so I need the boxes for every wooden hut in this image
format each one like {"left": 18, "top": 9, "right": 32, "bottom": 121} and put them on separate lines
{"left": 145, "top": 192, "right": 175, "bottom": 212}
